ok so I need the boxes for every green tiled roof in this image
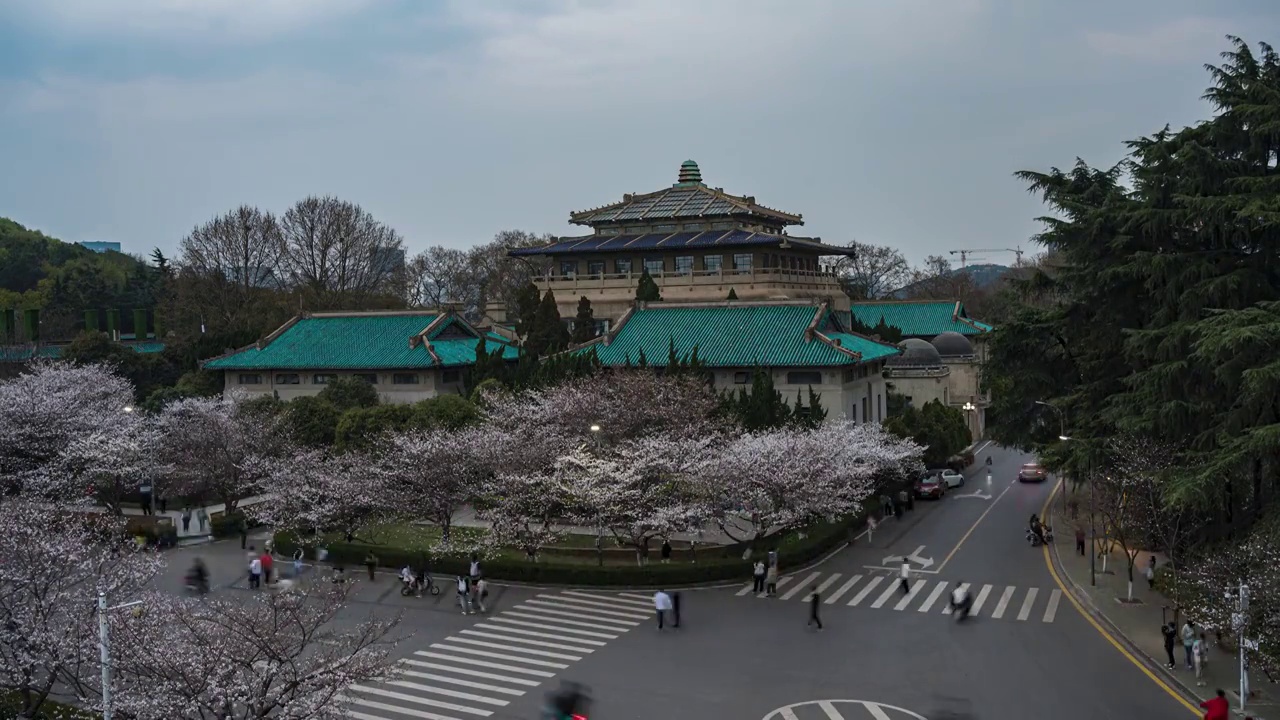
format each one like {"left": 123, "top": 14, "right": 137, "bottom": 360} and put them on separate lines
{"left": 0, "top": 342, "right": 165, "bottom": 363}
{"left": 848, "top": 301, "right": 992, "bottom": 337}
{"left": 202, "top": 314, "right": 517, "bottom": 371}
{"left": 587, "top": 304, "right": 899, "bottom": 368}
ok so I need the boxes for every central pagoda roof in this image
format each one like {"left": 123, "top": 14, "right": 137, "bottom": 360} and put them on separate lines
{"left": 569, "top": 160, "right": 803, "bottom": 229}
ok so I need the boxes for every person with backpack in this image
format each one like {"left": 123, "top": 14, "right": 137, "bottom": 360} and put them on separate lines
{"left": 456, "top": 575, "right": 471, "bottom": 614}
{"left": 473, "top": 577, "right": 489, "bottom": 613}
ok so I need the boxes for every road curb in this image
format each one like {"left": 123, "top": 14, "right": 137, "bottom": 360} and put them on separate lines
{"left": 1045, "top": 494, "right": 1205, "bottom": 709}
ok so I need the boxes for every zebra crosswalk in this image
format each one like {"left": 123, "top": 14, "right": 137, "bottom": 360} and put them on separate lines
{"left": 735, "top": 571, "right": 1063, "bottom": 623}
{"left": 343, "top": 590, "right": 652, "bottom": 719}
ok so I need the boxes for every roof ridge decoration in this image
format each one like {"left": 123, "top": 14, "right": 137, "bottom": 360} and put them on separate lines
{"left": 602, "top": 305, "right": 638, "bottom": 346}
{"left": 812, "top": 330, "right": 861, "bottom": 361}
{"left": 639, "top": 299, "right": 823, "bottom": 311}
{"left": 308, "top": 309, "right": 441, "bottom": 318}
{"left": 803, "top": 302, "right": 828, "bottom": 343}
{"left": 410, "top": 314, "right": 451, "bottom": 350}
{"left": 255, "top": 314, "right": 306, "bottom": 351}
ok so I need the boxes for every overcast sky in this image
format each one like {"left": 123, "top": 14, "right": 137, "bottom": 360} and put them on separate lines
{"left": 1, "top": 1, "right": 1274, "bottom": 267}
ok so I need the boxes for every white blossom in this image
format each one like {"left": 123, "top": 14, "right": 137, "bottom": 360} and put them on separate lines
{"left": 56, "top": 410, "right": 161, "bottom": 514}
{"left": 253, "top": 448, "right": 389, "bottom": 544}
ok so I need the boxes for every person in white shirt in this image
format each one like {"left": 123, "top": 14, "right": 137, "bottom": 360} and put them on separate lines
{"left": 653, "top": 590, "right": 673, "bottom": 630}
{"left": 899, "top": 561, "right": 911, "bottom": 594}
{"left": 248, "top": 556, "right": 263, "bottom": 589}
{"left": 456, "top": 576, "right": 471, "bottom": 614}
{"left": 950, "top": 585, "right": 971, "bottom": 618}
{"left": 752, "top": 561, "right": 766, "bottom": 594}
{"left": 473, "top": 578, "right": 488, "bottom": 613}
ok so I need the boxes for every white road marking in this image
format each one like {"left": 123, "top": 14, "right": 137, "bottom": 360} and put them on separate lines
{"left": 991, "top": 586, "right": 1016, "bottom": 619}
{"left": 894, "top": 579, "right": 927, "bottom": 610}
{"left": 1043, "top": 589, "right": 1062, "bottom": 623}
{"left": 617, "top": 591, "right": 651, "bottom": 601}
{"left": 474, "top": 623, "right": 608, "bottom": 646}
{"left": 870, "top": 579, "right": 901, "bottom": 609}
{"left": 428, "top": 644, "right": 570, "bottom": 670}
{"left": 772, "top": 575, "right": 796, "bottom": 594}
{"left": 533, "top": 595, "right": 650, "bottom": 619}
{"left": 343, "top": 696, "right": 467, "bottom": 720}
{"left": 445, "top": 636, "right": 583, "bottom": 661}
{"left": 458, "top": 629, "right": 595, "bottom": 654}
{"left": 561, "top": 590, "right": 651, "bottom": 609}
{"left": 347, "top": 685, "right": 492, "bottom": 716}
{"left": 918, "top": 581, "right": 949, "bottom": 612}
{"left": 484, "top": 616, "right": 617, "bottom": 640}
{"left": 414, "top": 650, "right": 556, "bottom": 677}
{"left": 384, "top": 679, "right": 510, "bottom": 706}
{"left": 1016, "top": 588, "right": 1039, "bottom": 621}
{"left": 521, "top": 600, "right": 642, "bottom": 625}
{"left": 779, "top": 709, "right": 801, "bottom": 720}
{"left": 941, "top": 583, "right": 969, "bottom": 614}
{"left": 780, "top": 572, "right": 823, "bottom": 600}
{"left": 970, "top": 584, "right": 993, "bottom": 615}
{"left": 813, "top": 573, "right": 843, "bottom": 597}
{"left": 502, "top": 608, "right": 632, "bottom": 631}
{"left": 736, "top": 582, "right": 758, "bottom": 597}
{"left": 394, "top": 669, "right": 526, "bottom": 696}
{"left": 818, "top": 700, "right": 846, "bottom": 719}
{"left": 399, "top": 659, "right": 542, "bottom": 687}
{"left": 825, "top": 575, "right": 862, "bottom": 604}
{"left": 848, "top": 576, "right": 883, "bottom": 606}
{"left": 866, "top": 702, "right": 895, "bottom": 720}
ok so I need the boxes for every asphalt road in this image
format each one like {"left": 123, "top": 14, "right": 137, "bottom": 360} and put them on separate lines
{"left": 157, "top": 446, "right": 1198, "bottom": 719}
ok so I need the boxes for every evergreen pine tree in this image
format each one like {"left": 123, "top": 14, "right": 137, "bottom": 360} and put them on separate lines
{"left": 513, "top": 283, "right": 541, "bottom": 339}
{"left": 571, "top": 296, "right": 598, "bottom": 344}
{"left": 637, "top": 347, "right": 648, "bottom": 368}
{"left": 636, "top": 269, "right": 663, "bottom": 302}
{"left": 807, "top": 386, "right": 827, "bottom": 425}
{"left": 527, "top": 290, "right": 570, "bottom": 357}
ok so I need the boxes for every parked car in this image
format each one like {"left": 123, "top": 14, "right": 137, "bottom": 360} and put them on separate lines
{"left": 1017, "top": 463, "right": 1047, "bottom": 483}
{"left": 914, "top": 475, "right": 946, "bottom": 500}
{"left": 939, "top": 469, "right": 965, "bottom": 488}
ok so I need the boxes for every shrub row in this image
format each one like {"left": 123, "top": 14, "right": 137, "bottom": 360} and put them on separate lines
{"left": 272, "top": 513, "right": 864, "bottom": 588}
{"left": 0, "top": 692, "right": 97, "bottom": 719}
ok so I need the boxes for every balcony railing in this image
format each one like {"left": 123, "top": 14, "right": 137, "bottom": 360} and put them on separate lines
{"left": 539, "top": 267, "right": 842, "bottom": 289}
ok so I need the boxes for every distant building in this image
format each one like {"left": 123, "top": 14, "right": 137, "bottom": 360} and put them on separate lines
{"left": 202, "top": 310, "right": 518, "bottom": 404}
{"left": 78, "top": 241, "right": 121, "bottom": 253}
{"left": 510, "top": 160, "right": 856, "bottom": 327}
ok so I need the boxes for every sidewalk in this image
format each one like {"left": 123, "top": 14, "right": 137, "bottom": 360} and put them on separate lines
{"left": 1047, "top": 483, "right": 1277, "bottom": 718}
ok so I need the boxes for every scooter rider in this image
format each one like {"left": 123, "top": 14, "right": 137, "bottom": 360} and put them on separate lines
{"left": 188, "top": 558, "right": 209, "bottom": 595}
{"left": 1029, "top": 514, "right": 1046, "bottom": 546}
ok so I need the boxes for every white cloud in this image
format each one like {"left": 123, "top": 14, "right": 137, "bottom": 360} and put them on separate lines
{"left": 1084, "top": 17, "right": 1235, "bottom": 64}
{"left": 10, "top": 0, "right": 370, "bottom": 40}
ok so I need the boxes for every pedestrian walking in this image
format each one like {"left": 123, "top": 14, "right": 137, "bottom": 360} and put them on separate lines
{"left": 1181, "top": 620, "right": 1196, "bottom": 669}
{"left": 181, "top": 507, "right": 192, "bottom": 533}
{"left": 653, "top": 590, "right": 672, "bottom": 630}
{"left": 752, "top": 560, "right": 766, "bottom": 593}
{"left": 1145, "top": 556, "right": 1157, "bottom": 590}
{"left": 660, "top": 539, "right": 672, "bottom": 564}
{"left": 767, "top": 549, "right": 778, "bottom": 569}
{"left": 807, "top": 585, "right": 823, "bottom": 630}
{"left": 260, "top": 549, "right": 274, "bottom": 585}
{"left": 866, "top": 515, "right": 878, "bottom": 543}
{"left": 238, "top": 516, "right": 248, "bottom": 550}
{"left": 158, "top": 494, "right": 167, "bottom": 514}
{"left": 671, "top": 591, "right": 682, "bottom": 628}
{"left": 765, "top": 564, "right": 779, "bottom": 597}
{"left": 1193, "top": 633, "right": 1206, "bottom": 686}
{"left": 364, "top": 552, "right": 378, "bottom": 581}
{"left": 248, "top": 555, "right": 262, "bottom": 589}
{"left": 899, "top": 560, "right": 912, "bottom": 594}
{"left": 472, "top": 578, "right": 489, "bottom": 613}
{"left": 1161, "top": 622, "right": 1178, "bottom": 669}
{"left": 469, "top": 553, "right": 482, "bottom": 583}
{"left": 292, "top": 548, "right": 304, "bottom": 578}
{"left": 456, "top": 575, "right": 471, "bottom": 614}
{"left": 1075, "top": 527, "right": 1086, "bottom": 556}
{"left": 1200, "top": 689, "right": 1228, "bottom": 720}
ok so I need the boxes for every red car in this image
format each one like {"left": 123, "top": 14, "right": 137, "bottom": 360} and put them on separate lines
{"left": 1018, "top": 463, "right": 1048, "bottom": 483}
{"left": 914, "top": 475, "right": 946, "bottom": 499}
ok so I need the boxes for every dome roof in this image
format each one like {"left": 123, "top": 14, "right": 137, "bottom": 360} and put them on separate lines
{"left": 931, "top": 331, "right": 974, "bottom": 357}
{"left": 886, "top": 338, "right": 943, "bottom": 367}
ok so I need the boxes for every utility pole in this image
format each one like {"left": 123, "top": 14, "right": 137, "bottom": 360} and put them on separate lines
{"left": 1231, "top": 583, "right": 1250, "bottom": 712}
{"left": 99, "top": 592, "right": 144, "bottom": 720}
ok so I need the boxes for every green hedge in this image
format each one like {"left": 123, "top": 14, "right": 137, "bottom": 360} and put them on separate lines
{"left": 0, "top": 692, "right": 97, "bottom": 719}
{"left": 273, "top": 513, "right": 864, "bottom": 587}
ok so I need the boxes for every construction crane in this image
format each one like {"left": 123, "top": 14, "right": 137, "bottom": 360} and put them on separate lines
{"left": 948, "top": 247, "right": 1024, "bottom": 268}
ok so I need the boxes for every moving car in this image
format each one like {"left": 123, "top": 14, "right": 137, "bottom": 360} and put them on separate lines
{"left": 914, "top": 475, "right": 946, "bottom": 500}
{"left": 1017, "top": 463, "right": 1047, "bottom": 483}
{"left": 939, "top": 469, "right": 965, "bottom": 488}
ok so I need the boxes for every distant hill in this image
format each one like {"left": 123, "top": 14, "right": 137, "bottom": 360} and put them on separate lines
{"left": 889, "top": 263, "right": 1012, "bottom": 299}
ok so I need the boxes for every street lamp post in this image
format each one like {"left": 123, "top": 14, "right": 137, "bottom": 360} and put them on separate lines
{"left": 589, "top": 424, "right": 602, "bottom": 450}
{"left": 1231, "top": 583, "right": 1250, "bottom": 712}
{"left": 1035, "top": 400, "right": 1069, "bottom": 514}
{"left": 99, "top": 592, "right": 143, "bottom": 720}
{"left": 962, "top": 402, "right": 976, "bottom": 442}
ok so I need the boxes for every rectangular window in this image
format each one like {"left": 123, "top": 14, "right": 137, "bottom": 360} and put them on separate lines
{"left": 862, "top": 397, "right": 869, "bottom": 422}
{"left": 441, "top": 369, "right": 461, "bottom": 384}
{"left": 238, "top": 374, "right": 262, "bottom": 385}
{"left": 711, "top": 221, "right": 734, "bottom": 230}
{"left": 559, "top": 261, "right": 577, "bottom": 277}
{"left": 274, "top": 373, "right": 300, "bottom": 385}
{"left": 392, "top": 373, "right": 419, "bottom": 385}
{"left": 587, "top": 261, "right": 605, "bottom": 276}
{"left": 877, "top": 393, "right": 883, "bottom": 422}
{"left": 704, "top": 255, "right": 723, "bottom": 273}
{"left": 682, "top": 223, "right": 708, "bottom": 232}
{"left": 786, "top": 371, "right": 822, "bottom": 385}
{"left": 733, "top": 253, "right": 753, "bottom": 272}
{"left": 353, "top": 373, "right": 378, "bottom": 384}
{"left": 593, "top": 319, "right": 610, "bottom": 336}
{"left": 734, "top": 371, "right": 750, "bottom": 384}
{"left": 644, "top": 257, "right": 664, "bottom": 275}
{"left": 313, "top": 374, "right": 334, "bottom": 385}
{"left": 652, "top": 224, "right": 677, "bottom": 233}
{"left": 615, "top": 258, "right": 632, "bottom": 274}
{"left": 674, "top": 256, "right": 693, "bottom": 275}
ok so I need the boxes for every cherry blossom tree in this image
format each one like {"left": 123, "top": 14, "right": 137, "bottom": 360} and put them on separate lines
{"left": 153, "top": 394, "right": 284, "bottom": 514}
{"left": 1179, "top": 526, "right": 1280, "bottom": 674}
{"left": 377, "top": 425, "right": 509, "bottom": 550}
{"left": 105, "top": 580, "right": 400, "bottom": 720}
{"left": 56, "top": 411, "right": 160, "bottom": 515}
{"left": 708, "top": 421, "right": 922, "bottom": 543}
{"left": 0, "top": 498, "right": 161, "bottom": 719}
{"left": 479, "top": 448, "right": 601, "bottom": 562}
{"left": 252, "top": 448, "right": 389, "bottom": 544}
{"left": 0, "top": 361, "right": 136, "bottom": 494}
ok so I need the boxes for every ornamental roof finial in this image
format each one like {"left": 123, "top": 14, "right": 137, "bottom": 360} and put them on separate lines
{"left": 677, "top": 160, "right": 702, "bottom": 186}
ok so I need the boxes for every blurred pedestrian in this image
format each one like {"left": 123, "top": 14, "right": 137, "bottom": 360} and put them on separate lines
{"left": 457, "top": 575, "right": 471, "bottom": 614}
{"left": 1193, "top": 633, "right": 1207, "bottom": 686}
{"left": 292, "top": 548, "right": 304, "bottom": 578}
{"left": 765, "top": 564, "right": 779, "bottom": 597}
{"left": 661, "top": 539, "right": 672, "bottom": 564}
{"left": 364, "top": 552, "right": 378, "bottom": 581}
{"left": 473, "top": 577, "right": 489, "bottom": 613}
{"left": 247, "top": 554, "right": 262, "bottom": 589}
{"left": 671, "top": 591, "right": 681, "bottom": 628}
{"left": 1145, "top": 556, "right": 1157, "bottom": 590}
{"left": 807, "top": 585, "right": 823, "bottom": 630}
{"left": 1075, "top": 527, "right": 1086, "bottom": 556}
{"left": 260, "top": 549, "right": 274, "bottom": 585}
{"left": 1181, "top": 620, "right": 1196, "bottom": 669}
{"left": 899, "top": 560, "right": 911, "bottom": 594}
{"left": 1161, "top": 622, "right": 1177, "bottom": 669}
{"left": 752, "top": 560, "right": 766, "bottom": 593}
{"left": 653, "top": 590, "right": 672, "bottom": 630}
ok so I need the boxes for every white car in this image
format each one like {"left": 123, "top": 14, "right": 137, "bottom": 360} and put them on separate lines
{"left": 939, "top": 469, "right": 965, "bottom": 488}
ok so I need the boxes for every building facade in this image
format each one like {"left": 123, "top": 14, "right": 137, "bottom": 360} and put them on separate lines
{"left": 849, "top": 300, "right": 993, "bottom": 438}
{"left": 576, "top": 300, "right": 900, "bottom": 424}
{"left": 202, "top": 311, "right": 518, "bottom": 404}
{"left": 511, "top": 161, "right": 856, "bottom": 329}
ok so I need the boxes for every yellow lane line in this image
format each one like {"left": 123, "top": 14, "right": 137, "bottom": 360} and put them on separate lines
{"left": 935, "top": 481, "right": 1014, "bottom": 572}
{"left": 1039, "top": 479, "right": 1200, "bottom": 717}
